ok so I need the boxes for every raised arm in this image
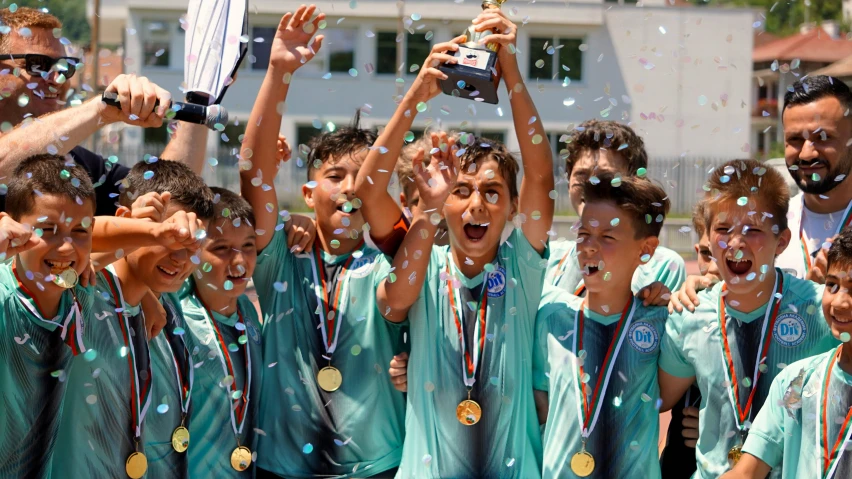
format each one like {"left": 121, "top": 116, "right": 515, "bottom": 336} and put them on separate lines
{"left": 378, "top": 133, "right": 459, "bottom": 321}
{"left": 160, "top": 122, "right": 209, "bottom": 174}
{"left": 0, "top": 74, "right": 171, "bottom": 177}
{"left": 353, "top": 37, "right": 464, "bottom": 254}
{"left": 475, "top": 10, "right": 554, "bottom": 252}
{"left": 239, "top": 5, "right": 324, "bottom": 252}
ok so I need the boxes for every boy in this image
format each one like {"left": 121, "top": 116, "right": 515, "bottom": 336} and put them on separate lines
{"left": 548, "top": 119, "right": 686, "bottom": 295}
{"left": 239, "top": 7, "right": 407, "bottom": 477}
{"left": 658, "top": 159, "right": 839, "bottom": 478}
{"left": 534, "top": 173, "right": 670, "bottom": 478}
{"left": 366, "top": 9, "right": 555, "bottom": 477}
{"left": 720, "top": 227, "right": 852, "bottom": 479}
{"left": 179, "top": 187, "right": 263, "bottom": 476}
{"left": 0, "top": 155, "right": 94, "bottom": 478}
{"left": 52, "top": 159, "right": 213, "bottom": 478}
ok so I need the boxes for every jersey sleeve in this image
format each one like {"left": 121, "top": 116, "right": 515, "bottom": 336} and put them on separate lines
{"left": 742, "top": 369, "right": 789, "bottom": 469}
{"left": 659, "top": 311, "right": 696, "bottom": 378}
{"left": 371, "top": 213, "right": 410, "bottom": 257}
{"left": 253, "top": 218, "right": 293, "bottom": 297}
{"left": 533, "top": 310, "right": 552, "bottom": 392}
{"left": 655, "top": 250, "right": 686, "bottom": 292}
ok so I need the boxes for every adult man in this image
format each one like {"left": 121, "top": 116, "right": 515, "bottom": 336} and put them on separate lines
{"left": 0, "top": 7, "right": 208, "bottom": 216}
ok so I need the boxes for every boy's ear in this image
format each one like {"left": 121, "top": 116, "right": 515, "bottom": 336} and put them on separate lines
{"left": 399, "top": 192, "right": 408, "bottom": 208}
{"left": 775, "top": 227, "right": 792, "bottom": 256}
{"left": 508, "top": 196, "right": 519, "bottom": 220}
{"left": 694, "top": 243, "right": 700, "bottom": 255}
{"left": 641, "top": 236, "right": 660, "bottom": 260}
{"left": 116, "top": 206, "right": 131, "bottom": 218}
{"left": 301, "top": 183, "right": 316, "bottom": 210}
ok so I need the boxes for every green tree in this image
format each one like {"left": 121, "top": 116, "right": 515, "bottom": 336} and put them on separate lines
{"left": 2, "top": 0, "right": 90, "bottom": 45}
{"left": 696, "top": 0, "right": 844, "bottom": 35}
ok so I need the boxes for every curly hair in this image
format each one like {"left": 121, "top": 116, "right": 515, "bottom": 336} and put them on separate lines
{"left": 703, "top": 159, "right": 790, "bottom": 235}
{"left": 0, "top": 7, "right": 62, "bottom": 54}
{"left": 564, "top": 120, "right": 648, "bottom": 177}
{"left": 306, "top": 111, "right": 378, "bottom": 181}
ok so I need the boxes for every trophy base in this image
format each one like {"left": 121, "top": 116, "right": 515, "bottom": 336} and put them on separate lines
{"left": 439, "top": 45, "right": 500, "bottom": 104}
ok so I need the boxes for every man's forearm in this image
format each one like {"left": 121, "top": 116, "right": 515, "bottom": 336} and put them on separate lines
{"left": 0, "top": 99, "right": 106, "bottom": 177}
{"left": 160, "top": 122, "right": 209, "bottom": 174}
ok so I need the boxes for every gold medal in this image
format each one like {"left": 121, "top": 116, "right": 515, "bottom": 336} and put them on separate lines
{"left": 456, "top": 399, "right": 482, "bottom": 426}
{"left": 570, "top": 450, "right": 595, "bottom": 477}
{"left": 53, "top": 268, "right": 78, "bottom": 289}
{"left": 317, "top": 366, "right": 343, "bottom": 392}
{"left": 728, "top": 444, "right": 743, "bottom": 466}
{"left": 230, "top": 445, "right": 252, "bottom": 472}
{"left": 125, "top": 451, "right": 148, "bottom": 479}
{"left": 171, "top": 426, "right": 190, "bottom": 453}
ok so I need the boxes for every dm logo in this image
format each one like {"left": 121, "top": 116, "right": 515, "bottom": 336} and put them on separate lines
{"left": 487, "top": 267, "right": 507, "bottom": 298}
{"left": 628, "top": 321, "right": 659, "bottom": 353}
{"left": 774, "top": 313, "right": 807, "bottom": 347}
{"left": 247, "top": 322, "right": 262, "bottom": 345}
{"left": 348, "top": 255, "right": 375, "bottom": 279}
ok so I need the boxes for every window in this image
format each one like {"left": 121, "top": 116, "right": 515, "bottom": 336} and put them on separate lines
{"left": 326, "top": 29, "right": 356, "bottom": 73}
{"left": 143, "top": 21, "right": 171, "bottom": 67}
{"left": 144, "top": 123, "right": 171, "bottom": 145}
{"left": 376, "top": 31, "right": 432, "bottom": 75}
{"left": 528, "top": 37, "right": 583, "bottom": 82}
{"left": 250, "top": 27, "right": 276, "bottom": 71}
{"left": 479, "top": 130, "right": 505, "bottom": 144}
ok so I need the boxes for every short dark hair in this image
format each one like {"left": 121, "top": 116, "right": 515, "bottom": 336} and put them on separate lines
{"left": 306, "top": 111, "right": 378, "bottom": 181}
{"left": 209, "top": 187, "right": 255, "bottom": 228}
{"left": 6, "top": 154, "right": 96, "bottom": 220}
{"left": 564, "top": 120, "right": 648, "bottom": 178}
{"left": 458, "top": 134, "right": 520, "bottom": 200}
{"left": 703, "top": 159, "right": 790, "bottom": 235}
{"left": 783, "top": 75, "right": 852, "bottom": 116}
{"left": 581, "top": 171, "right": 669, "bottom": 239}
{"left": 692, "top": 200, "right": 707, "bottom": 238}
{"left": 118, "top": 159, "right": 214, "bottom": 219}
{"left": 827, "top": 227, "right": 852, "bottom": 273}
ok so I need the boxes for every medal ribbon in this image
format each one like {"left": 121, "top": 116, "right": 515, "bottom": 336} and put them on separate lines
{"left": 446, "top": 262, "right": 489, "bottom": 388}
{"left": 551, "top": 248, "right": 586, "bottom": 296}
{"left": 572, "top": 298, "right": 636, "bottom": 438}
{"left": 309, "top": 241, "right": 363, "bottom": 356}
{"left": 103, "top": 270, "right": 153, "bottom": 440}
{"left": 818, "top": 347, "right": 852, "bottom": 479}
{"left": 800, "top": 197, "right": 852, "bottom": 275}
{"left": 198, "top": 295, "right": 252, "bottom": 437}
{"left": 159, "top": 300, "right": 193, "bottom": 419}
{"left": 12, "top": 264, "right": 85, "bottom": 354}
{"left": 717, "top": 272, "right": 783, "bottom": 432}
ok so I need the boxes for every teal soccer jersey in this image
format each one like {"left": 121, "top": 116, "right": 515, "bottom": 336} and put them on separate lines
{"left": 180, "top": 281, "right": 263, "bottom": 478}
{"left": 534, "top": 287, "right": 668, "bottom": 479}
{"left": 145, "top": 293, "right": 193, "bottom": 479}
{"left": 52, "top": 268, "right": 155, "bottom": 478}
{"left": 0, "top": 262, "right": 89, "bottom": 478}
{"left": 253, "top": 225, "right": 407, "bottom": 478}
{"left": 660, "top": 270, "right": 838, "bottom": 478}
{"left": 396, "top": 229, "right": 547, "bottom": 479}
{"left": 744, "top": 347, "right": 852, "bottom": 479}
{"left": 547, "top": 240, "right": 686, "bottom": 294}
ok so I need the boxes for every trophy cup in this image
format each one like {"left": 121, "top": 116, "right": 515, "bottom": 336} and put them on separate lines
{"left": 439, "top": 0, "right": 507, "bottom": 105}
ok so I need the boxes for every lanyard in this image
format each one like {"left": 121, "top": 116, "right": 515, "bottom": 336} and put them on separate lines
{"left": 159, "top": 301, "right": 193, "bottom": 421}
{"left": 717, "top": 273, "right": 783, "bottom": 432}
{"left": 198, "top": 295, "right": 252, "bottom": 438}
{"left": 12, "top": 264, "right": 85, "bottom": 353}
{"left": 572, "top": 298, "right": 636, "bottom": 439}
{"left": 817, "top": 348, "right": 852, "bottom": 479}
{"left": 308, "top": 242, "right": 362, "bottom": 357}
{"left": 104, "top": 271, "right": 152, "bottom": 441}
{"left": 446, "top": 261, "right": 489, "bottom": 388}
{"left": 799, "top": 197, "right": 852, "bottom": 275}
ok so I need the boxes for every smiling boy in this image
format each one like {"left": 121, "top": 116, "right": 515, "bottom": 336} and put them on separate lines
{"left": 720, "top": 227, "right": 852, "bottom": 479}
{"left": 658, "top": 159, "right": 838, "bottom": 478}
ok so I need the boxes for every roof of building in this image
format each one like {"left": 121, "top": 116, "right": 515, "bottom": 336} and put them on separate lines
{"left": 753, "top": 28, "right": 852, "bottom": 63}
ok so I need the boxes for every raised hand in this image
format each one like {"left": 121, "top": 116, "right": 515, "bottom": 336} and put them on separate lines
{"left": 0, "top": 214, "right": 38, "bottom": 260}
{"left": 270, "top": 4, "right": 326, "bottom": 73}
{"left": 156, "top": 210, "right": 206, "bottom": 252}
{"left": 130, "top": 191, "right": 171, "bottom": 223}
{"left": 277, "top": 134, "right": 292, "bottom": 164}
{"left": 471, "top": 8, "right": 517, "bottom": 63}
{"left": 412, "top": 132, "right": 460, "bottom": 215}
{"left": 405, "top": 36, "right": 467, "bottom": 104}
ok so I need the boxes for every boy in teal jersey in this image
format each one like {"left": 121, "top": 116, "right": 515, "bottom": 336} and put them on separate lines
{"left": 534, "top": 173, "right": 670, "bottom": 479}
{"left": 720, "top": 227, "right": 852, "bottom": 479}
{"left": 0, "top": 156, "right": 94, "bottom": 478}
{"left": 53, "top": 159, "right": 213, "bottom": 479}
{"left": 659, "top": 159, "right": 839, "bottom": 478}
{"left": 239, "top": 7, "right": 406, "bottom": 477}
{"left": 178, "top": 187, "right": 264, "bottom": 476}
{"left": 360, "top": 9, "right": 555, "bottom": 477}
{"left": 548, "top": 120, "right": 686, "bottom": 295}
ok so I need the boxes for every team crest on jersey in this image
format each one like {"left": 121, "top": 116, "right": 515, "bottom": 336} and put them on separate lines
{"left": 247, "top": 322, "right": 261, "bottom": 345}
{"left": 773, "top": 313, "right": 807, "bottom": 347}
{"left": 348, "top": 255, "right": 375, "bottom": 279}
{"left": 486, "top": 267, "right": 507, "bottom": 298}
{"left": 628, "top": 321, "right": 659, "bottom": 353}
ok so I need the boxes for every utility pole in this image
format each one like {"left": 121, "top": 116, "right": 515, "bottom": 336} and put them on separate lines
{"left": 396, "top": 0, "right": 405, "bottom": 99}
{"left": 89, "top": 0, "right": 101, "bottom": 151}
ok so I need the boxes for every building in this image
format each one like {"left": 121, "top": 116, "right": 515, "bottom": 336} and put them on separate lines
{"left": 92, "top": 0, "right": 755, "bottom": 215}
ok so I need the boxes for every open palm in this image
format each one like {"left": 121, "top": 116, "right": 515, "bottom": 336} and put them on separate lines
{"left": 413, "top": 133, "right": 460, "bottom": 213}
{"left": 270, "top": 5, "right": 326, "bottom": 72}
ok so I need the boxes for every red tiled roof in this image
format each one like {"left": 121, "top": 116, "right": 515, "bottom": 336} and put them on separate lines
{"left": 753, "top": 28, "right": 852, "bottom": 63}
